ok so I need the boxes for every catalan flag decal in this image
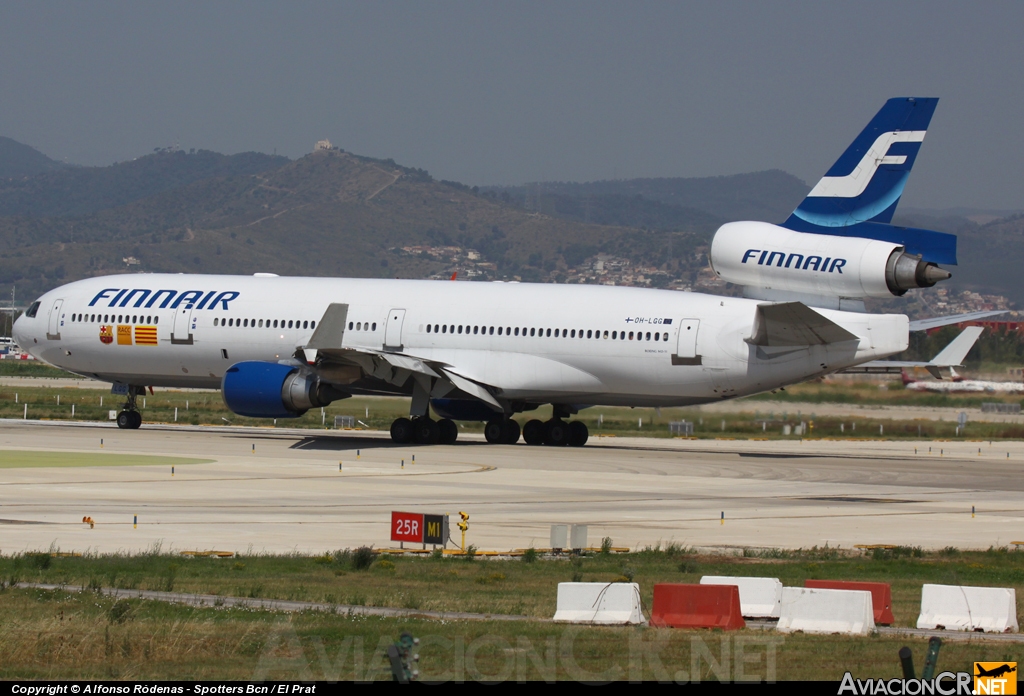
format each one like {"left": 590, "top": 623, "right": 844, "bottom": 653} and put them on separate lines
{"left": 135, "top": 325, "right": 158, "bottom": 346}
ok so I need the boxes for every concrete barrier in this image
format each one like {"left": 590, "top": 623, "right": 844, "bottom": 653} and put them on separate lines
{"left": 805, "top": 580, "right": 895, "bottom": 625}
{"left": 552, "top": 582, "right": 645, "bottom": 625}
{"left": 776, "top": 587, "right": 875, "bottom": 635}
{"left": 651, "top": 583, "right": 745, "bottom": 630}
{"left": 916, "top": 584, "right": 1018, "bottom": 633}
{"left": 700, "top": 575, "right": 782, "bottom": 618}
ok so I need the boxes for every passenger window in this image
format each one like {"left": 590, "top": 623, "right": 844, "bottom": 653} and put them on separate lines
{"left": 664, "top": 333, "right": 669, "bottom": 341}
{"left": 457, "top": 325, "right": 463, "bottom": 334}
{"left": 426, "top": 324, "right": 431, "bottom": 333}
{"left": 646, "top": 332, "right": 651, "bottom": 340}
{"left": 528, "top": 328, "right": 534, "bottom": 337}
{"left": 514, "top": 327, "right": 519, "bottom": 336}
{"left": 258, "top": 320, "right": 263, "bottom": 328}
{"left": 654, "top": 332, "right": 659, "bottom": 341}
{"left": 545, "top": 328, "right": 551, "bottom": 337}
{"left": 214, "top": 318, "right": 219, "bottom": 327}
{"left": 311, "top": 321, "right": 315, "bottom": 329}
{"left": 303, "top": 321, "right": 308, "bottom": 329}
{"left": 154, "top": 316, "right": 158, "bottom": 325}
{"left": 442, "top": 325, "right": 447, "bottom": 334}
{"left": 586, "top": 330, "right": 592, "bottom": 338}
{"left": 570, "top": 329, "right": 576, "bottom": 338}
{"left": 629, "top": 331, "right": 634, "bottom": 340}
{"left": 602, "top": 331, "right": 608, "bottom": 339}
{"left": 489, "top": 326, "right": 494, "bottom": 335}
{"left": 612, "top": 331, "right": 617, "bottom": 339}
{"left": 473, "top": 326, "right": 479, "bottom": 335}
{"left": 372, "top": 323, "right": 377, "bottom": 331}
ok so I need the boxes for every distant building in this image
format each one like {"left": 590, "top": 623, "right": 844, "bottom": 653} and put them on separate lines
{"left": 314, "top": 139, "right": 333, "bottom": 152}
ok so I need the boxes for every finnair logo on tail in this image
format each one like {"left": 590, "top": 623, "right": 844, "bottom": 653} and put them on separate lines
{"left": 808, "top": 130, "right": 926, "bottom": 199}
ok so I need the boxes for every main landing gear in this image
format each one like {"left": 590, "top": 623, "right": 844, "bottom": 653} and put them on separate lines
{"left": 523, "top": 418, "right": 588, "bottom": 447}
{"left": 484, "top": 418, "right": 521, "bottom": 445}
{"left": 390, "top": 416, "right": 458, "bottom": 445}
{"left": 116, "top": 389, "right": 143, "bottom": 430}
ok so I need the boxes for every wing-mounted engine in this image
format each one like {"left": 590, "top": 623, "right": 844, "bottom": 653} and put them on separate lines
{"left": 222, "top": 361, "right": 349, "bottom": 418}
{"left": 710, "top": 222, "right": 951, "bottom": 306}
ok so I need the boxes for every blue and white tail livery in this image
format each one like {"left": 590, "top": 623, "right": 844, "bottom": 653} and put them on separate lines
{"left": 781, "top": 98, "right": 956, "bottom": 266}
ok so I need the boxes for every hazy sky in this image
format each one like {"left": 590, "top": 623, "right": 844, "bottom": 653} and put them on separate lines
{"left": 1, "top": 2, "right": 1022, "bottom": 210}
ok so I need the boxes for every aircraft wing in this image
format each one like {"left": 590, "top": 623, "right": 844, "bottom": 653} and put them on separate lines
{"left": 908, "top": 310, "right": 1008, "bottom": 332}
{"left": 748, "top": 302, "right": 858, "bottom": 347}
{"left": 304, "top": 302, "right": 504, "bottom": 411}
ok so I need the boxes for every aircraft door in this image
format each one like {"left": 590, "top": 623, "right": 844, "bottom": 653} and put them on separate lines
{"left": 383, "top": 308, "right": 406, "bottom": 351}
{"left": 46, "top": 299, "right": 64, "bottom": 340}
{"left": 671, "top": 318, "right": 701, "bottom": 365}
{"left": 171, "top": 305, "right": 195, "bottom": 345}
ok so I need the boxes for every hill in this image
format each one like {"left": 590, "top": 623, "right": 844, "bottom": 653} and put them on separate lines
{"left": 0, "top": 148, "right": 289, "bottom": 218}
{"left": 1, "top": 148, "right": 700, "bottom": 301}
{"left": 0, "top": 137, "right": 70, "bottom": 179}
{"left": 486, "top": 170, "right": 810, "bottom": 225}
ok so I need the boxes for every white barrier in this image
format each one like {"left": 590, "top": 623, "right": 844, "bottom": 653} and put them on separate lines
{"left": 776, "top": 588, "right": 875, "bottom": 635}
{"left": 700, "top": 576, "right": 783, "bottom": 618}
{"left": 916, "top": 584, "right": 1018, "bottom": 633}
{"left": 552, "top": 582, "right": 645, "bottom": 625}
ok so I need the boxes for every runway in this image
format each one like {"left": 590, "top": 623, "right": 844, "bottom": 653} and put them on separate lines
{"left": 1, "top": 419, "right": 1022, "bottom": 554}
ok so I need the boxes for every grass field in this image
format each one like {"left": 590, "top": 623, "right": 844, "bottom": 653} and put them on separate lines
{"left": 4, "top": 380, "right": 1024, "bottom": 439}
{"left": 0, "top": 450, "right": 212, "bottom": 468}
{"left": 1, "top": 547, "right": 1021, "bottom": 680}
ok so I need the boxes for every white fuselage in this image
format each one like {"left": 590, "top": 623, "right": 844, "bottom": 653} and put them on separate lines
{"left": 13, "top": 274, "right": 909, "bottom": 409}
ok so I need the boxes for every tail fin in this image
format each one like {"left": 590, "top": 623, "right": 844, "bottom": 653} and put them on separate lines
{"left": 782, "top": 98, "right": 956, "bottom": 265}
{"left": 786, "top": 98, "right": 937, "bottom": 228}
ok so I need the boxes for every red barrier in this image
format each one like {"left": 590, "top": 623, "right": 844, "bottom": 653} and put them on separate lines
{"left": 804, "top": 580, "right": 894, "bottom": 625}
{"left": 651, "top": 583, "right": 745, "bottom": 630}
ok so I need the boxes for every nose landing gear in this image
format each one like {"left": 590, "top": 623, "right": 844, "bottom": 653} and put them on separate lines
{"left": 116, "top": 388, "right": 143, "bottom": 429}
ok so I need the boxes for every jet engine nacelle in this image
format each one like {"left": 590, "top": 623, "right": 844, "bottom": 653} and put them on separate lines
{"left": 710, "top": 221, "right": 950, "bottom": 299}
{"left": 222, "top": 361, "right": 347, "bottom": 418}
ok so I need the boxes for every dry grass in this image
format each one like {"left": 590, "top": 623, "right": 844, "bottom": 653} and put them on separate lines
{"left": 1, "top": 586, "right": 1020, "bottom": 681}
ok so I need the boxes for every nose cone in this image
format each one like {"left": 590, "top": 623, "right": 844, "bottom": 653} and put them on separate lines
{"left": 12, "top": 311, "right": 29, "bottom": 349}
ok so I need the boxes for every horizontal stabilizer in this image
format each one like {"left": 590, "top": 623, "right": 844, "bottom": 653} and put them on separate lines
{"left": 909, "top": 310, "right": 1008, "bottom": 332}
{"left": 930, "top": 326, "right": 984, "bottom": 366}
{"left": 749, "top": 302, "right": 859, "bottom": 347}
{"left": 840, "top": 326, "right": 984, "bottom": 375}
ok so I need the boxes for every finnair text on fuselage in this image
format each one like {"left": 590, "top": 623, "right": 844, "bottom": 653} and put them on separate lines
{"left": 88, "top": 288, "right": 240, "bottom": 311}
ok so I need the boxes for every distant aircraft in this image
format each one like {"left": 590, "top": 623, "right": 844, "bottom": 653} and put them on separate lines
{"left": 13, "top": 98, "right": 981, "bottom": 444}
{"left": 903, "top": 368, "right": 1024, "bottom": 393}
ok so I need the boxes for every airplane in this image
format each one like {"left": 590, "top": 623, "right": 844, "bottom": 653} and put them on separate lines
{"left": 12, "top": 97, "right": 985, "bottom": 446}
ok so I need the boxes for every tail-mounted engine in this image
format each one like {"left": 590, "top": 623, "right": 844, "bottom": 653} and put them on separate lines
{"left": 710, "top": 221, "right": 950, "bottom": 299}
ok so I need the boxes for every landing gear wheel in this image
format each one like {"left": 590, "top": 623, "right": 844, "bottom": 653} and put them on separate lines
{"left": 390, "top": 417, "right": 414, "bottom": 444}
{"left": 413, "top": 417, "right": 440, "bottom": 445}
{"left": 437, "top": 418, "right": 458, "bottom": 444}
{"left": 484, "top": 419, "right": 505, "bottom": 444}
{"left": 116, "top": 411, "right": 133, "bottom": 429}
{"left": 129, "top": 411, "right": 142, "bottom": 429}
{"left": 523, "top": 419, "right": 546, "bottom": 445}
{"left": 544, "top": 419, "right": 570, "bottom": 446}
{"left": 503, "top": 419, "right": 521, "bottom": 444}
{"left": 568, "top": 420, "right": 589, "bottom": 447}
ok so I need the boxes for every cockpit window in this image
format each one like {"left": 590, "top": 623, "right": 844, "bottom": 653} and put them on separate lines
{"left": 25, "top": 301, "right": 40, "bottom": 318}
